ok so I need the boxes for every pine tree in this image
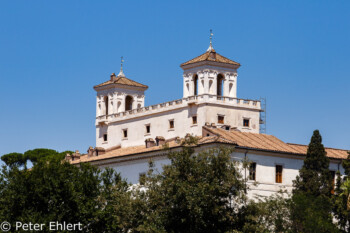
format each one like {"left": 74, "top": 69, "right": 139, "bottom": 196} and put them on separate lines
{"left": 293, "top": 129, "right": 332, "bottom": 196}
{"left": 291, "top": 130, "right": 338, "bottom": 233}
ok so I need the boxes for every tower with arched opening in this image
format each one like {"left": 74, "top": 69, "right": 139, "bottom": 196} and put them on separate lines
{"left": 180, "top": 43, "right": 239, "bottom": 98}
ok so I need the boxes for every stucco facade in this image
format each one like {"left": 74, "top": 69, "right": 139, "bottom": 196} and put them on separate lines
{"left": 67, "top": 43, "right": 349, "bottom": 199}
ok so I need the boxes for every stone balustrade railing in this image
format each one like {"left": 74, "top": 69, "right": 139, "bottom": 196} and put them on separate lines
{"left": 96, "top": 94, "right": 261, "bottom": 123}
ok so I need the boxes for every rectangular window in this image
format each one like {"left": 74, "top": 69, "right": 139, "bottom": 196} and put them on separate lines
{"left": 192, "top": 116, "right": 197, "bottom": 125}
{"left": 139, "top": 172, "right": 146, "bottom": 185}
{"left": 123, "top": 129, "right": 128, "bottom": 138}
{"left": 330, "top": 170, "right": 336, "bottom": 194}
{"left": 276, "top": 165, "right": 283, "bottom": 183}
{"left": 243, "top": 119, "right": 250, "bottom": 127}
{"left": 218, "top": 115, "right": 224, "bottom": 124}
{"left": 249, "top": 162, "right": 256, "bottom": 181}
{"left": 169, "top": 120, "right": 174, "bottom": 129}
{"left": 103, "top": 134, "right": 108, "bottom": 142}
{"left": 146, "top": 124, "right": 151, "bottom": 134}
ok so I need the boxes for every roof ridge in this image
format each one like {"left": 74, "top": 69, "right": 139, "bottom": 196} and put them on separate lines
{"left": 287, "top": 143, "right": 349, "bottom": 152}
{"left": 181, "top": 50, "right": 240, "bottom": 67}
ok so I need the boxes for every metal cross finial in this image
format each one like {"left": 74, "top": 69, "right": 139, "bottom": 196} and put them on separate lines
{"left": 210, "top": 29, "right": 213, "bottom": 44}
{"left": 121, "top": 56, "right": 124, "bottom": 69}
{"left": 207, "top": 29, "right": 214, "bottom": 52}
{"left": 117, "top": 56, "right": 125, "bottom": 77}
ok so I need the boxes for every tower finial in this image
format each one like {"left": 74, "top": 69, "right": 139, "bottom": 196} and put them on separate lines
{"left": 117, "top": 56, "right": 125, "bottom": 77}
{"left": 207, "top": 29, "right": 214, "bottom": 52}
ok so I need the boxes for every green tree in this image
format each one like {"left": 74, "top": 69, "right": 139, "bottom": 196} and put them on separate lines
{"left": 291, "top": 130, "right": 338, "bottom": 233}
{"left": 0, "top": 149, "right": 132, "bottom": 232}
{"left": 293, "top": 130, "right": 332, "bottom": 196}
{"left": 134, "top": 136, "right": 247, "bottom": 233}
{"left": 333, "top": 152, "right": 350, "bottom": 232}
{"left": 239, "top": 193, "right": 292, "bottom": 233}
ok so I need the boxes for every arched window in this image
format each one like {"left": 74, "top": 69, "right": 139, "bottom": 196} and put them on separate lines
{"left": 125, "top": 95, "right": 133, "bottom": 111}
{"left": 137, "top": 104, "right": 141, "bottom": 109}
{"left": 104, "top": 96, "right": 109, "bottom": 115}
{"left": 217, "top": 74, "right": 224, "bottom": 96}
{"left": 193, "top": 74, "right": 198, "bottom": 96}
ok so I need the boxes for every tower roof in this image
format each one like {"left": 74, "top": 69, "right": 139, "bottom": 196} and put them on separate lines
{"left": 180, "top": 50, "right": 241, "bottom": 68}
{"left": 94, "top": 73, "right": 148, "bottom": 90}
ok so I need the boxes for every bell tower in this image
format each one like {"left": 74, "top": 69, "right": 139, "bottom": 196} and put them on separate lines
{"left": 94, "top": 57, "right": 148, "bottom": 119}
{"left": 180, "top": 31, "right": 240, "bottom": 98}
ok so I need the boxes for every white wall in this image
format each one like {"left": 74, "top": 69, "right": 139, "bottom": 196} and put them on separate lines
{"left": 97, "top": 150, "right": 344, "bottom": 198}
{"left": 182, "top": 65, "right": 238, "bottom": 98}
{"left": 96, "top": 101, "right": 260, "bottom": 148}
{"left": 96, "top": 87, "right": 145, "bottom": 116}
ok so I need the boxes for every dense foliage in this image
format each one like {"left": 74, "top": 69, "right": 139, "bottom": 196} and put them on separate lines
{"left": 133, "top": 136, "right": 247, "bottom": 233}
{"left": 1, "top": 131, "right": 349, "bottom": 232}
{"left": 0, "top": 150, "right": 132, "bottom": 232}
{"left": 291, "top": 130, "right": 339, "bottom": 233}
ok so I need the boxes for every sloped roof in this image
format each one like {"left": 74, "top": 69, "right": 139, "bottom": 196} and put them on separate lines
{"left": 181, "top": 50, "right": 240, "bottom": 67}
{"left": 205, "top": 127, "right": 349, "bottom": 160}
{"left": 94, "top": 76, "right": 148, "bottom": 89}
{"left": 71, "top": 136, "right": 232, "bottom": 164}
{"left": 71, "top": 127, "right": 349, "bottom": 164}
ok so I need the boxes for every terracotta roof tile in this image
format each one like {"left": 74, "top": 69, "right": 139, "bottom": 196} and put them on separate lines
{"left": 205, "top": 127, "right": 349, "bottom": 159}
{"left": 181, "top": 51, "right": 240, "bottom": 67}
{"left": 71, "top": 128, "right": 349, "bottom": 164}
{"left": 94, "top": 76, "right": 148, "bottom": 89}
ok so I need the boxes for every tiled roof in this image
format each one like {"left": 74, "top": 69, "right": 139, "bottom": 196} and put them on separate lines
{"left": 71, "top": 127, "right": 349, "bottom": 164}
{"left": 94, "top": 76, "right": 148, "bottom": 89}
{"left": 181, "top": 50, "right": 240, "bottom": 67}
{"left": 205, "top": 127, "right": 349, "bottom": 160}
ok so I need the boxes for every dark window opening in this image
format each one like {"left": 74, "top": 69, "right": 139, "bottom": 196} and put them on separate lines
{"left": 217, "top": 74, "right": 224, "bottom": 96}
{"left": 104, "top": 96, "right": 109, "bottom": 115}
{"left": 218, "top": 115, "right": 224, "bottom": 124}
{"left": 243, "top": 119, "right": 250, "bottom": 127}
{"left": 225, "top": 126, "right": 230, "bottom": 131}
{"left": 139, "top": 173, "right": 146, "bottom": 185}
{"left": 249, "top": 162, "right": 256, "bottom": 181}
{"left": 146, "top": 125, "right": 151, "bottom": 134}
{"left": 123, "top": 129, "right": 128, "bottom": 138}
{"left": 103, "top": 134, "right": 108, "bottom": 142}
{"left": 169, "top": 120, "right": 174, "bottom": 129}
{"left": 125, "top": 95, "right": 133, "bottom": 111}
{"left": 331, "top": 171, "right": 336, "bottom": 194}
{"left": 192, "top": 116, "right": 197, "bottom": 124}
{"left": 194, "top": 74, "right": 198, "bottom": 96}
{"left": 276, "top": 165, "right": 283, "bottom": 183}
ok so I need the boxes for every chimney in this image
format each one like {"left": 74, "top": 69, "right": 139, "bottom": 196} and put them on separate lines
{"left": 155, "top": 136, "right": 165, "bottom": 146}
{"left": 65, "top": 153, "right": 72, "bottom": 161}
{"left": 145, "top": 138, "right": 156, "bottom": 148}
{"left": 71, "top": 150, "right": 81, "bottom": 161}
{"left": 87, "top": 146, "right": 94, "bottom": 157}
{"left": 110, "top": 73, "right": 117, "bottom": 81}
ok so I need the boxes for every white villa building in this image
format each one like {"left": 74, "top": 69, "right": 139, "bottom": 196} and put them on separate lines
{"left": 67, "top": 40, "right": 349, "bottom": 198}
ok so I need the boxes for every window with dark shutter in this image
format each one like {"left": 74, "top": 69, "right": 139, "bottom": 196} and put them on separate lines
{"left": 276, "top": 165, "right": 283, "bottom": 183}
{"left": 249, "top": 162, "right": 256, "bottom": 181}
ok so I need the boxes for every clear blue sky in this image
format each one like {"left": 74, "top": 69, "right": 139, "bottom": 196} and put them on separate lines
{"left": 1, "top": 1, "right": 349, "bottom": 163}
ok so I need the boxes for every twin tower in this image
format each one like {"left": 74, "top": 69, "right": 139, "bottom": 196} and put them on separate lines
{"left": 94, "top": 42, "right": 260, "bottom": 149}
{"left": 94, "top": 45, "right": 240, "bottom": 117}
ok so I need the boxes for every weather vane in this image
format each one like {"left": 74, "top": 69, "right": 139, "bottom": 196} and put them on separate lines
{"left": 117, "top": 56, "right": 125, "bottom": 77}
{"left": 210, "top": 29, "right": 213, "bottom": 45}
{"left": 121, "top": 56, "right": 124, "bottom": 70}
{"left": 207, "top": 29, "right": 214, "bottom": 52}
